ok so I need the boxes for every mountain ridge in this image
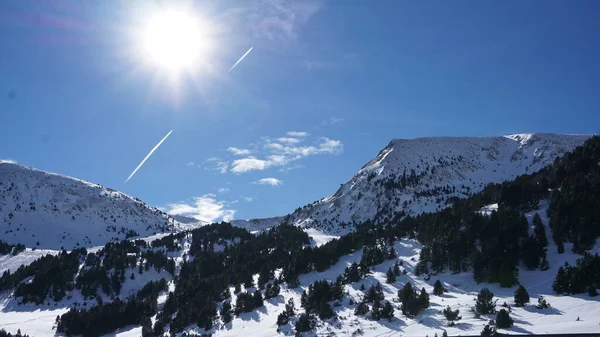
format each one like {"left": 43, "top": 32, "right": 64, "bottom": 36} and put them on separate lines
{"left": 0, "top": 161, "right": 178, "bottom": 250}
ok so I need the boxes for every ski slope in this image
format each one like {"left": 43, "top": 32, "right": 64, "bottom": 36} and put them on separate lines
{"left": 1, "top": 204, "right": 599, "bottom": 337}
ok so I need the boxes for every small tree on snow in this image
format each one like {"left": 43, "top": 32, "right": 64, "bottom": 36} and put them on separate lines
{"left": 514, "top": 285, "right": 530, "bottom": 307}
{"left": 443, "top": 306, "right": 461, "bottom": 326}
{"left": 495, "top": 309, "right": 514, "bottom": 328}
{"left": 433, "top": 280, "right": 444, "bottom": 296}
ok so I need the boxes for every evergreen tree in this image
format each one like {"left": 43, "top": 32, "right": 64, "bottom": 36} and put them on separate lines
{"left": 380, "top": 301, "right": 395, "bottom": 321}
{"left": 295, "top": 313, "right": 312, "bottom": 333}
{"left": 495, "top": 309, "right": 514, "bottom": 328}
{"left": 393, "top": 261, "right": 401, "bottom": 276}
{"left": 285, "top": 298, "right": 295, "bottom": 317}
{"left": 252, "top": 291, "right": 264, "bottom": 308}
{"left": 536, "top": 296, "right": 550, "bottom": 309}
{"left": 552, "top": 266, "right": 568, "bottom": 294}
{"left": 433, "top": 280, "right": 444, "bottom": 296}
{"left": 276, "top": 312, "right": 289, "bottom": 327}
{"left": 220, "top": 301, "right": 232, "bottom": 324}
{"left": 589, "top": 287, "right": 598, "bottom": 297}
{"left": 514, "top": 285, "right": 530, "bottom": 307}
{"left": 318, "top": 302, "right": 334, "bottom": 320}
{"left": 442, "top": 330, "right": 448, "bottom": 337}
{"left": 532, "top": 214, "right": 548, "bottom": 247}
{"left": 354, "top": 301, "right": 370, "bottom": 315}
{"left": 365, "top": 283, "right": 385, "bottom": 302}
{"left": 480, "top": 324, "right": 497, "bottom": 337}
{"left": 141, "top": 317, "right": 153, "bottom": 337}
{"left": 386, "top": 267, "right": 397, "bottom": 284}
{"left": 475, "top": 288, "right": 496, "bottom": 315}
{"left": 371, "top": 299, "right": 382, "bottom": 320}
{"left": 442, "top": 306, "right": 461, "bottom": 326}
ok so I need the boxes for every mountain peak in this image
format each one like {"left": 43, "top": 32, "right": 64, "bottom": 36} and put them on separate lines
{"left": 0, "top": 162, "right": 177, "bottom": 249}
{"left": 286, "top": 133, "right": 591, "bottom": 233}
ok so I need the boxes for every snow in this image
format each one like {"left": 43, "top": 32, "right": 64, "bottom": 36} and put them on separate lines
{"left": 280, "top": 133, "right": 590, "bottom": 233}
{"left": 2, "top": 205, "right": 600, "bottom": 337}
{"left": 478, "top": 203, "right": 498, "bottom": 216}
{"left": 0, "top": 162, "right": 189, "bottom": 250}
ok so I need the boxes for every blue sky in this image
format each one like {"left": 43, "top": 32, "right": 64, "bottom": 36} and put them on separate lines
{"left": 1, "top": 0, "right": 599, "bottom": 222}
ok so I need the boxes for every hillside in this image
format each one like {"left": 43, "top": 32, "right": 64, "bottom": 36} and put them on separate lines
{"left": 0, "top": 161, "right": 178, "bottom": 250}
{"left": 285, "top": 133, "right": 590, "bottom": 233}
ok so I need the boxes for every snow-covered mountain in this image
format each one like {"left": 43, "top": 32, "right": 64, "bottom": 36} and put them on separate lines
{"left": 0, "top": 161, "right": 178, "bottom": 250}
{"left": 285, "top": 133, "right": 590, "bottom": 233}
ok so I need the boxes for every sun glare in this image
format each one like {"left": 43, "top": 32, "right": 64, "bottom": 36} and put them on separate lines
{"left": 141, "top": 10, "right": 210, "bottom": 72}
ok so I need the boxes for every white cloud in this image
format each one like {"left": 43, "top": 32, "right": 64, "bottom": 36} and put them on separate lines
{"left": 242, "top": 196, "right": 254, "bottom": 202}
{"left": 166, "top": 195, "right": 236, "bottom": 223}
{"left": 186, "top": 161, "right": 195, "bottom": 166}
{"left": 231, "top": 157, "right": 272, "bottom": 173}
{"left": 287, "top": 131, "right": 308, "bottom": 137}
{"left": 205, "top": 157, "right": 229, "bottom": 174}
{"left": 229, "top": 137, "right": 342, "bottom": 173}
{"left": 253, "top": 177, "right": 283, "bottom": 186}
{"left": 0, "top": 159, "right": 17, "bottom": 164}
{"left": 277, "top": 137, "right": 301, "bottom": 144}
{"left": 227, "top": 147, "right": 252, "bottom": 156}
{"left": 321, "top": 116, "right": 345, "bottom": 126}
{"left": 239, "top": 0, "right": 323, "bottom": 42}
{"left": 218, "top": 187, "right": 230, "bottom": 193}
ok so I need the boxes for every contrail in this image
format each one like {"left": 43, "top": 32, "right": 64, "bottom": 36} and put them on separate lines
{"left": 228, "top": 47, "right": 253, "bottom": 73}
{"left": 125, "top": 130, "right": 173, "bottom": 183}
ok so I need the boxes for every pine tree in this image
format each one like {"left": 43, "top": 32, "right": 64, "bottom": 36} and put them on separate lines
{"left": 220, "top": 300, "right": 232, "bottom": 324}
{"left": 295, "top": 313, "right": 312, "bottom": 333}
{"left": 252, "top": 291, "right": 264, "bottom": 308}
{"left": 443, "top": 306, "right": 461, "bottom": 326}
{"left": 552, "top": 266, "right": 568, "bottom": 294}
{"left": 418, "top": 287, "right": 430, "bottom": 310}
{"left": 285, "top": 298, "right": 295, "bottom": 316}
{"left": 536, "top": 296, "right": 550, "bottom": 309}
{"left": 380, "top": 301, "right": 395, "bottom": 321}
{"left": 442, "top": 330, "right": 448, "bottom": 337}
{"left": 514, "top": 285, "right": 530, "bottom": 307}
{"left": 141, "top": 317, "right": 153, "bottom": 337}
{"left": 480, "top": 324, "right": 497, "bottom": 337}
{"left": 589, "top": 287, "right": 598, "bottom": 297}
{"left": 533, "top": 214, "right": 548, "bottom": 247}
{"left": 276, "top": 312, "right": 289, "bottom": 326}
{"left": 354, "top": 301, "right": 370, "bottom": 315}
{"left": 318, "top": 302, "right": 334, "bottom": 320}
{"left": 371, "top": 299, "right": 382, "bottom": 320}
{"left": 433, "top": 280, "right": 444, "bottom": 296}
{"left": 495, "top": 309, "right": 514, "bottom": 328}
{"left": 475, "top": 288, "right": 496, "bottom": 315}
{"left": 393, "top": 261, "right": 401, "bottom": 276}
{"left": 386, "top": 267, "right": 397, "bottom": 284}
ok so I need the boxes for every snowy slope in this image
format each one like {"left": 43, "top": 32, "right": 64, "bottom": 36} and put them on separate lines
{"left": 0, "top": 161, "right": 180, "bottom": 250}
{"left": 2, "top": 203, "right": 600, "bottom": 337}
{"left": 284, "top": 133, "right": 590, "bottom": 234}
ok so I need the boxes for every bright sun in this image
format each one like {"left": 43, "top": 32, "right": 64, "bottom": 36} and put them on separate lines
{"left": 141, "top": 10, "right": 210, "bottom": 72}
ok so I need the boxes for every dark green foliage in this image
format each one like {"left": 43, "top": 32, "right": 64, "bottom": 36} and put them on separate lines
{"left": 234, "top": 291, "right": 262, "bottom": 315}
{"left": 536, "top": 296, "right": 550, "bottom": 309}
{"left": 443, "top": 306, "right": 461, "bottom": 326}
{"left": 220, "top": 300, "right": 232, "bottom": 324}
{"left": 532, "top": 213, "right": 548, "bottom": 248}
{"left": 364, "top": 283, "right": 384, "bottom": 303}
{"left": 475, "top": 288, "right": 496, "bottom": 315}
{"left": 0, "top": 329, "right": 30, "bottom": 337}
{"left": 433, "top": 280, "right": 444, "bottom": 296}
{"left": 495, "top": 309, "right": 514, "bottom": 328}
{"left": 386, "top": 267, "right": 396, "bottom": 283}
{"left": 5, "top": 248, "right": 87, "bottom": 304}
{"left": 514, "top": 285, "right": 529, "bottom": 307}
{"left": 318, "top": 302, "right": 334, "bottom": 320}
{"left": 354, "top": 301, "right": 370, "bottom": 315}
{"left": 264, "top": 283, "right": 281, "bottom": 299}
{"left": 398, "top": 283, "right": 429, "bottom": 317}
{"left": 480, "top": 324, "right": 497, "bottom": 337}
{"left": 301, "top": 279, "right": 344, "bottom": 313}
{"left": 589, "top": 287, "right": 598, "bottom": 297}
{"left": 295, "top": 313, "right": 313, "bottom": 333}
{"left": 552, "top": 253, "right": 600, "bottom": 294}
{"left": 57, "top": 279, "right": 167, "bottom": 337}
{"left": 276, "top": 299, "right": 296, "bottom": 327}
{"left": 379, "top": 300, "right": 395, "bottom": 321}
{"left": 141, "top": 317, "right": 153, "bottom": 337}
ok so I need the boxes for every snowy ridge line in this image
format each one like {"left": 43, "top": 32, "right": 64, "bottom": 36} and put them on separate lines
{"left": 276, "top": 133, "right": 590, "bottom": 234}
